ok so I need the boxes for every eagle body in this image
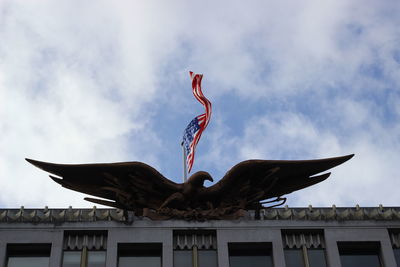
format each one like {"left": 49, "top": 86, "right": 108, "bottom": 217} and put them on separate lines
{"left": 26, "top": 154, "right": 353, "bottom": 220}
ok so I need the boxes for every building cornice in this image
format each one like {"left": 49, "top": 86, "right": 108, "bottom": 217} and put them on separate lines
{"left": 1, "top": 205, "right": 400, "bottom": 223}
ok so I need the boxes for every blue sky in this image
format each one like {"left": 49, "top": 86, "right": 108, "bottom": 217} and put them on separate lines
{"left": 1, "top": 0, "right": 400, "bottom": 208}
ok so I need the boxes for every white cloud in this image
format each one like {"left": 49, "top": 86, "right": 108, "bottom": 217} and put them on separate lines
{"left": 0, "top": 1, "right": 164, "bottom": 207}
{"left": 204, "top": 103, "right": 400, "bottom": 207}
{"left": 0, "top": 0, "right": 399, "bottom": 209}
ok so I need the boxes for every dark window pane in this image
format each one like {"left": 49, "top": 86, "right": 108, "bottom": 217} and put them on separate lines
{"left": 230, "top": 256, "right": 273, "bottom": 267}
{"left": 118, "top": 243, "right": 162, "bottom": 267}
{"left": 119, "top": 257, "right": 161, "bottom": 267}
{"left": 229, "top": 243, "right": 273, "bottom": 267}
{"left": 88, "top": 251, "right": 106, "bottom": 267}
{"left": 7, "top": 244, "right": 51, "bottom": 267}
{"left": 308, "top": 249, "right": 327, "bottom": 267}
{"left": 7, "top": 257, "right": 49, "bottom": 267}
{"left": 340, "top": 254, "right": 381, "bottom": 267}
{"left": 284, "top": 249, "right": 305, "bottom": 267}
{"left": 338, "top": 242, "right": 381, "bottom": 267}
{"left": 198, "top": 250, "right": 217, "bottom": 267}
{"left": 62, "top": 251, "right": 81, "bottom": 267}
{"left": 174, "top": 250, "right": 192, "bottom": 267}
{"left": 394, "top": 248, "right": 400, "bottom": 266}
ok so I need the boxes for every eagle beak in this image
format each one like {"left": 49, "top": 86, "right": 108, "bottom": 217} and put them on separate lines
{"left": 206, "top": 176, "right": 214, "bottom": 183}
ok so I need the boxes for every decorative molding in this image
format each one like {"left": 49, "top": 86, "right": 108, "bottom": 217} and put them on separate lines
{"left": 259, "top": 205, "right": 400, "bottom": 221}
{"left": 0, "top": 206, "right": 127, "bottom": 223}
{"left": 1, "top": 205, "right": 400, "bottom": 223}
{"left": 64, "top": 232, "right": 107, "bottom": 250}
{"left": 282, "top": 232, "right": 325, "bottom": 249}
{"left": 174, "top": 232, "right": 217, "bottom": 250}
{"left": 389, "top": 231, "right": 400, "bottom": 248}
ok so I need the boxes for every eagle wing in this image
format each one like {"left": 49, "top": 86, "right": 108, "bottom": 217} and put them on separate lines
{"left": 205, "top": 154, "right": 354, "bottom": 208}
{"left": 26, "top": 158, "right": 182, "bottom": 210}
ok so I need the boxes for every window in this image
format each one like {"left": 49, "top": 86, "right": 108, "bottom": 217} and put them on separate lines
{"left": 394, "top": 249, "right": 400, "bottom": 266}
{"left": 338, "top": 241, "right": 382, "bottom": 267}
{"left": 282, "top": 230, "right": 327, "bottom": 267}
{"left": 118, "top": 243, "right": 162, "bottom": 267}
{"left": 62, "top": 231, "right": 107, "bottom": 267}
{"left": 228, "top": 242, "right": 273, "bottom": 267}
{"left": 173, "top": 230, "right": 218, "bottom": 267}
{"left": 6, "top": 244, "right": 51, "bottom": 267}
{"left": 389, "top": 230, "right": 400, "bottom": 266}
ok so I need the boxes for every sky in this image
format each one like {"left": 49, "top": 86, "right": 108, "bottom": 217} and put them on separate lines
{"left": 1, "top": 0, "right": 400, "bottom": 209}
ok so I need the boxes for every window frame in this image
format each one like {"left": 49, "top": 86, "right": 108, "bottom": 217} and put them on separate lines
{"left": 173, "top": 230, "right": 218, "bottom": 267}
{"left": 282, "top": 229, "right": 327, "bottom": 267}
{"left": 6, "top": 243, "right": 52, "bottom": 267}
{"left": 62, "top": 231, "right": 107, "bottom": 267}
{"left": 337, "top": 241, "right": 383, "bottom": 267}
{"left": 228, "top": 242, "right": 273, "bottom": 267}
{"left": 117, "top": 243, "right": 162, "bottom": 267}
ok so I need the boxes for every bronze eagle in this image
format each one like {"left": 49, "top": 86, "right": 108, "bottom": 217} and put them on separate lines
{"left": 26, "top": 154, "right": 353, "bottom": 220}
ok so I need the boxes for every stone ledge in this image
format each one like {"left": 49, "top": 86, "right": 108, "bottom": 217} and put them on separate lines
{"left": 1, "top": 205, "right": 400, "bottom": 223}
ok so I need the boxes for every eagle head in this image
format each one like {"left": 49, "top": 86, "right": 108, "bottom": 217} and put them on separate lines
{"left": 187, "top": 171, "right": 214, "bottom": 187}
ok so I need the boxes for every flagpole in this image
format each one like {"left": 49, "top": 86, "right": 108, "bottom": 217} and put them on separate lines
{"left": 181, "top": 142, "right": 188, "bottom": 182}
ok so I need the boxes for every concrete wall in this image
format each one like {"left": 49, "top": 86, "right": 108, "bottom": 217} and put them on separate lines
{"left": 0, "top": 219, "right": 399, "bottom": 267}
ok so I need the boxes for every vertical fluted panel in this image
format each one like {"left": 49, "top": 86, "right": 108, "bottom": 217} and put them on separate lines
{"left": 63, "top": 233, "right": 107, "bottom": 250}
{"left": 173, "top": 232, "right": 217, "bottom": 250}
{"left": 282, "top": 232, "right": 325, "bottom": 249}
{"left": 390, "top": 231, "right": 400, "bottom": 248}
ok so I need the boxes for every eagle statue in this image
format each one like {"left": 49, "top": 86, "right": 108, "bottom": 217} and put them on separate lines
{"left": 26, "top": 154, "right": 353, "bottom": 220}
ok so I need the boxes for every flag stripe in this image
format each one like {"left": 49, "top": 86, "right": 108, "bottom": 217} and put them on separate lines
{"left": 182, "top": 72, "right": 212, "bottom": 173}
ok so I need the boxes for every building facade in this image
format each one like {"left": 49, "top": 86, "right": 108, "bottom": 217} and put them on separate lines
{"left": 1, "top": 206, "right": 400, "bottom": 267}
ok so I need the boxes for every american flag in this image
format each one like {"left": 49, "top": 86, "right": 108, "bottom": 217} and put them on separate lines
{"left": 182, "top": 72, "right": 212, "bottom": 173}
